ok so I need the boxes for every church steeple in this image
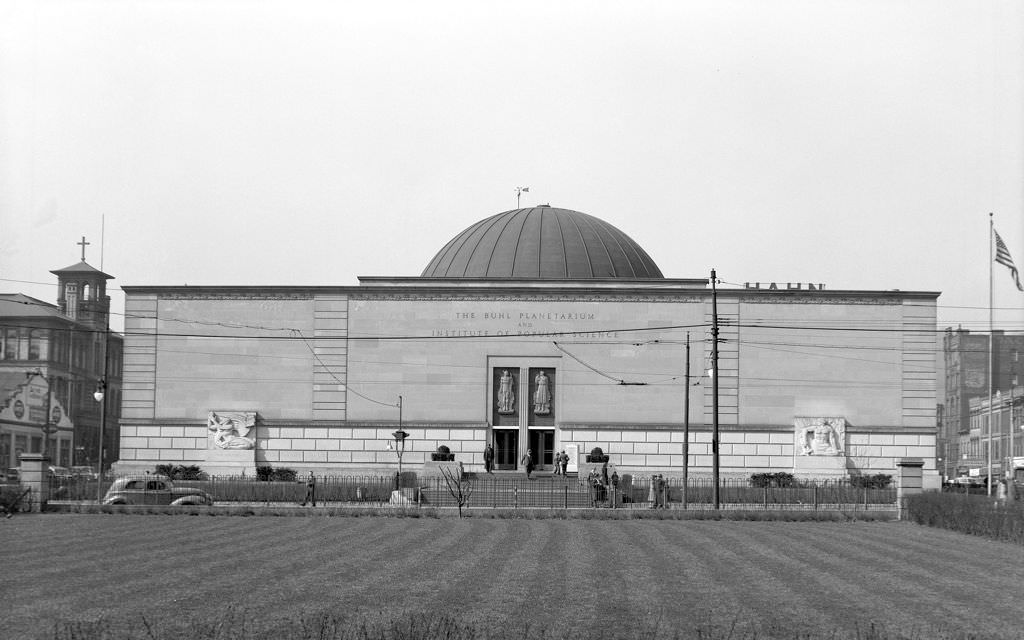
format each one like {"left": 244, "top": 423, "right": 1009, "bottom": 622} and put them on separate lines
{"left": 50, "top": 236, "right": 114, "bottom": 330}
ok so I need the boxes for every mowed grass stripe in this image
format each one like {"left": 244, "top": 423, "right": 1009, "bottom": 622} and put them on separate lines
{"left": 611, "top": 522, "right": 730, "bottom": 635}
{"left": 752, "top": 523, "right": 950, "bottom": 630}
{"left": 815, "top": 523, "right": 1024, "bottom": 634}
{"left": 431, "top": 519, "right": 528, "bottom": 616}
{"left": 468, "top": 520, "right": 553, "bottom": 630}
{"left": 676, "top": 522, "right": 845, "bottom": 634}
{"left": 705, "top": 523, "right": 915, "bottom": 633}
{"left": 641, "top": 522, "right": 755, "bottom": 628}
{"left": 240, "top": 519, "right": 454, "bottom": 612}
{"left": 5, "top": 517, "right": 1024, "bottom": 640}
{"left": 719, "top": 523, "right": 1016, "bottom": 637}
{"left": 360, "top": 519, "right": 498, "bottom": 618}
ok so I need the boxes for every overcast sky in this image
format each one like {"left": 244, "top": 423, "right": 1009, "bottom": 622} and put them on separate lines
{"left": 1, "top": 0, "right": 1022, "bottom": 334}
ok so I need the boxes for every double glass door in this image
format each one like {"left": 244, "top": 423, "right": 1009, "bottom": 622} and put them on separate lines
{"left": 528, "top": 429, "right": 555, "bottom": 471}
{"left": 493, "top": 429, "right": 518, "bottom": 470}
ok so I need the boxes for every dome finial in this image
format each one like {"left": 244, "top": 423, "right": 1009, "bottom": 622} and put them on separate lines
{"left": 515, "top": 186, "right": 530, "bottom": 209}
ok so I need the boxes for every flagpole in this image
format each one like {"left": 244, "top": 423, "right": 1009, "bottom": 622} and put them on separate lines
{"left": 988, "top": 213, "right": 994, "bottom": 496}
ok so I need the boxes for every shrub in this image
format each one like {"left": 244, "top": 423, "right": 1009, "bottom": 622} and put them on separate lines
{"left": 748, "top": 472, "right": 796, "bottom": 488}
{"left": 850, "top": 473, "right": 892, "bottom": 489}
{"left": 904, "top": 492, "right": 1024, "bottom": 544}
{"left": 256, "top": 466, "right": 297, "bottom": 482}
{"left": 431, "top": 445, "right": 455, "bottom": 462}
{"left": 154, "top": 464, "right": 208, "bottom": 480}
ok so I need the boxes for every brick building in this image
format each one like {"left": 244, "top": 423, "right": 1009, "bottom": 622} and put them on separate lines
{"left": 941, "top": 328, "right": 1024, "bottom": 478}
{"left": 0, "top": 252, "right": 123, "bottom": 471}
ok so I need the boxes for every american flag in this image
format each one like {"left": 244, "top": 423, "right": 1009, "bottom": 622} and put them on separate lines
{"left": 994, "top": 228, "right": 1024, "bottom": 291}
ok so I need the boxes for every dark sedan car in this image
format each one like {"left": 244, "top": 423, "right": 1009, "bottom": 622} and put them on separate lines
{"left": 102, "top": 475, "right": 213, "bottom": 506}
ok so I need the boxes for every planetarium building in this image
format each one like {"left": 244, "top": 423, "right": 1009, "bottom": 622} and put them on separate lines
{"left": 115, "top": 206, "right": 940, "bottom": 487}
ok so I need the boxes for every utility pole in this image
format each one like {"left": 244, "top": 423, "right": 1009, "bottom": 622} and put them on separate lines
{"left": 96, "top": 320, "right": 110, "bottom": 501}
{"left": 711, "top": 269, "right": 720, "bottom": 510}
{"left": 1008, "top": 385, "right": 1016, "bottom": 501}
{"left": 683, "top": 331, "right": 691, "bottom": 509}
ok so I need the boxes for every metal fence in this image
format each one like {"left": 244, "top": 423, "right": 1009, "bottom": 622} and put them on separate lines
{"left": 53, "top": 473, "right": 893, "bottom": 510}
{"left": 416, "top": 475, "right": 896, "bottom": 510}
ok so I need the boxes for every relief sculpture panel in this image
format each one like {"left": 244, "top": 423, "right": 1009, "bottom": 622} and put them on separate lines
{"left": 794, "top": 417, "right": 845, "bottom": 456}
{"left": 208, "top": 411, "right": 257, "bottom": 450}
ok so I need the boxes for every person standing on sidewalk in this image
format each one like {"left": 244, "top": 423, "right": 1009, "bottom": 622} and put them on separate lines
{"left": 521, "top": 449, "right": 534, "bottom": 479}
{"left": 483, "top": 444, "right": 495, "bottom": 474}
{"left": 300, "top": 471, "right": 316, "bottom": 506}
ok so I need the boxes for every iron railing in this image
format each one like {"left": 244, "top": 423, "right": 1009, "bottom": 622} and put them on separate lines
{"left": 46, "top": 473, "right": 897, "bottom": 509}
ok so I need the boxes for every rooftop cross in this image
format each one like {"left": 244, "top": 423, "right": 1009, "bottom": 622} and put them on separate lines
{"left": 77, "top": 236, "right": 90, "bottom": 261}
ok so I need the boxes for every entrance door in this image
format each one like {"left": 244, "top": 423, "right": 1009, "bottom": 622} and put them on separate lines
{"left": 528, "top": 429, "right": 555, "bottom": 472}
{"left": 493, "top": 429, "right": 518, "bottom": 470}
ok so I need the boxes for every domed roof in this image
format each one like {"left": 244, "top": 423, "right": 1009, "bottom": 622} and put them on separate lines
{"left": 421, "top": 206, "right": 664, "bottom": 279}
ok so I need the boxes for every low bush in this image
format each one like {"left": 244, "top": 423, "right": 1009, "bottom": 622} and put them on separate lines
{"left": 154, "top": 464, "right": 207, "bottom": 480}
{"left": 749, "top": 472, "right": 796, "bottom": 488}
{"left": 0, "top": 484, "right": 30, "bottom": 513}
{"left": 255, "top": 466, "right": 297, "bottom": 482}
{"left": 904, "top": 492, "right": 1024, "bottom": 544}
{"left": 850, "top": 473, "right": 892, "bottom": 489}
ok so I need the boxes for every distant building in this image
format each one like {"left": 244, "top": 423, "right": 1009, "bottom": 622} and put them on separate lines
{"left": 115, "top": 206, "right": 940, "bottom": 487}
{"left": 940, "top": 328, "right": 1024, "bottom": 478}
{"left": 965, "top": 387, "right": 1024, "bottom": 479}
{"left": 0, "top": 250, "right": 123, "bottom": 471}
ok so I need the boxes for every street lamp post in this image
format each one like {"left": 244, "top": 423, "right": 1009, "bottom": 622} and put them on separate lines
{"left": 391, "top": 395, "right": 409, "bottom": 490}
{"left": 93, "top": 378, "right": 107, "bottom": 501}
{"left": 93, "top": 311, "right": 111, "bottom": 501}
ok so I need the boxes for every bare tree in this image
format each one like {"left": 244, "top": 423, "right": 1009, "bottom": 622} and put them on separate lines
{"left": 439, "top": 466, "right": 473, "bottom": 518}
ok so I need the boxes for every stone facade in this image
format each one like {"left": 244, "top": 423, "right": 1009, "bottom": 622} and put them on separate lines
{"left": 114, "top": 281, "right": 940, "bottom": 488}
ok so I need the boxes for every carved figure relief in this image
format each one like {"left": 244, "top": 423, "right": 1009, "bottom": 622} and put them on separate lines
{"left": 795, "top": 417, "right": 845, "bottom": 456}
{"left": 497, "top": 370, "right": 516, "bottom": 414}
{"left": 208, "top": 411, "right": 257, "bottom": 450}
{"left": 533, "top": 370, "right": 552, "bottom": 415}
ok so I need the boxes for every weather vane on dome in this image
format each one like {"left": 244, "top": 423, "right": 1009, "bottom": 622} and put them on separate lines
{"left": 516, "top": 186, "right": 529, "bottom": 209}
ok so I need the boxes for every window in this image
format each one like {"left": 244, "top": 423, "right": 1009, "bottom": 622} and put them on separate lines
{"left": 3, "top": 328, "right": 20, "bottom": 360}
{"left": 30, "top": 437, "right": 41, "bottom": 453}
{"left": 0, "top": 434, "right": 10, "bottom": 468}
{"left": 65, "top": 283, "right": 78, "bottom": 319}
{"left": 28, "top": 329, "right": 48, "bottom": 360}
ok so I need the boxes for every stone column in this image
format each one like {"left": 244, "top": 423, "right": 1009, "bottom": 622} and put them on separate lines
{"left": 895, "top": 457, "right": 925, "bottom": 521}
{"left": 19, "top": 453, "right": 50, "bottom": 513}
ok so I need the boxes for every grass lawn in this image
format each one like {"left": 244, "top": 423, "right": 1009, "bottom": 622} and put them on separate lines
{"left": 2, "top": 515, "right": 1022, "bottom": 639}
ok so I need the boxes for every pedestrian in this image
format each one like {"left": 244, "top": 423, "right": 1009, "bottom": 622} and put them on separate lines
{"left": 560, "top": 450, "right": 568, "bottom": 475}
{"left": 552, "top": 450, "right": 560, "bottom": 475}
{"left": 300, "top": 471, "right": 316, "bottom": 507}
{"left": 601, "top": 459, "right": 609, "bottom": 487}
{"left": 521, "top": 449, "right": 534, "bottom": 479}
{"left": 483, "top": 443, "right": 495, "bottom": 474}
{"left": 610, "top": 471, "right": 619, "bottom": 509}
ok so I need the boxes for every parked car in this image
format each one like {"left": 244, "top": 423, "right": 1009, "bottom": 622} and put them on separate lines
{"left": 102, "top": 475, "right": 213, "bottom": 506}
{"left": 49, "top": 466, "right": 73, "bottom": 480}
{"left": 70, "top": 466, "right": 99, "bottom": 480}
